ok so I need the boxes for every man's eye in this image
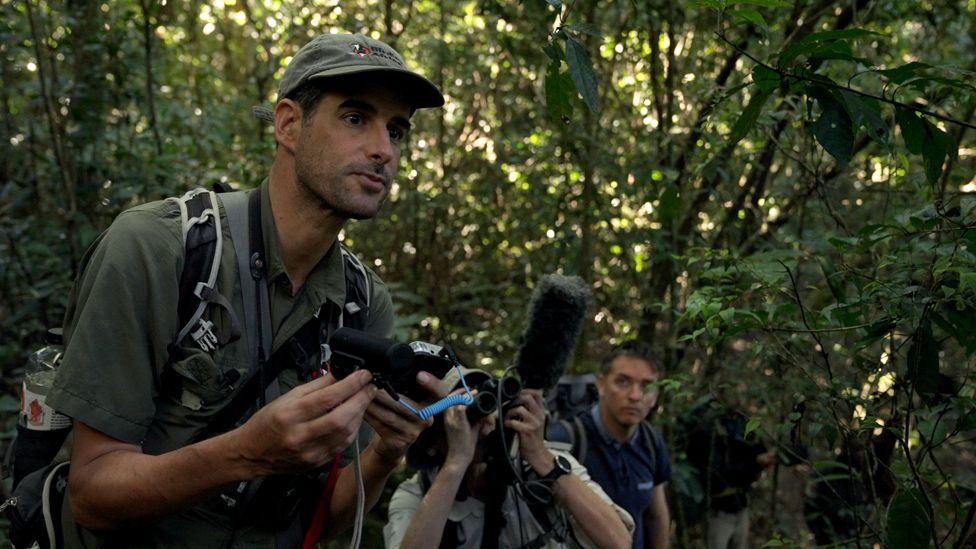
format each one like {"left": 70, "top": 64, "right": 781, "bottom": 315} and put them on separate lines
{"left": 389, "top": 127, "right": 405, "bottom": 141}
{"left": 345, "top": 113, "right": 363, "bottom": 125}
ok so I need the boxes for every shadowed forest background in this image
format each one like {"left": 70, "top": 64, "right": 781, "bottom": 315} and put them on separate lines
{"left": 1, "top": 0, "right": 975, "bottom": 546}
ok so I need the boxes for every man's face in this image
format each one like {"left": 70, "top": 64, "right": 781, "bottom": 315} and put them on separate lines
{"left": 597, "top": 355, "right": 660, "bottom": 429}
{"left": 293, "top": 84, "right": 412, "bottom": 219}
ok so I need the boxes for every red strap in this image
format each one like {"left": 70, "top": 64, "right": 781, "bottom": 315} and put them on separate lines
{"left": 302, "top": 454, "right": 343, "bottom": 549}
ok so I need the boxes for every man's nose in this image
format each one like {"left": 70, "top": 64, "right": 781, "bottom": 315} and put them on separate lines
{"left": 367, "top": 125, "right": 395, "bottom": 165}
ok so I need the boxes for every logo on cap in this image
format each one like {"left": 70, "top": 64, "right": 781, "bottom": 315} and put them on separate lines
{"left": 351, "top": 44, "right": 372, "bottom": 57}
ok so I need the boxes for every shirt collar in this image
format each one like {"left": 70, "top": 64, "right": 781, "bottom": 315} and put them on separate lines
{"left": 258, "top": 180, "right": 347, "bottom": 309}
{"left": 590, "top": 403, "right": 642, "bottom": 449}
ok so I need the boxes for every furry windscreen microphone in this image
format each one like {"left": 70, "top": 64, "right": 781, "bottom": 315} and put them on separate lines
{"left": 514, "top": 274, "right": 591, "bottom": 390}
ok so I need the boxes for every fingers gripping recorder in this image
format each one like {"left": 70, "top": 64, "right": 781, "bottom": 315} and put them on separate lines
{"left": 326, "top": 328, "right": 475, "bottom": 419}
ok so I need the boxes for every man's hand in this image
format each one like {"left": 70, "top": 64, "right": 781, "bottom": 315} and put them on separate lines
{"left": 363, "top": 371, "right": 443, "bottom": 465}
{"left": 233, "top": 370, "right": 378, "bottom": 476}
{"left": 442, "top": 392, "right": 494, "bottom": 469}
{"left": 504, "top": 389, "right": 554, "bottom": 475}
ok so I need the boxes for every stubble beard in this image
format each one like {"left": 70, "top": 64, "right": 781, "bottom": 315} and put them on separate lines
{"left": 294, "top": 148, "right": 391, "bottom": 221}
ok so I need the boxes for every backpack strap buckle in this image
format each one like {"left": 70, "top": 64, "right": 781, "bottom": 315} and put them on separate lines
{"left": 190, "top": 319, "right": 219, "bottom": 353}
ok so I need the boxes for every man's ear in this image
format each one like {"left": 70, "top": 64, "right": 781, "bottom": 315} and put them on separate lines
{"left": 596, "top": 375, "right": 606, "bottom": 398}
{"left": 274, "top": 99, "right": 302, "bottom": 153}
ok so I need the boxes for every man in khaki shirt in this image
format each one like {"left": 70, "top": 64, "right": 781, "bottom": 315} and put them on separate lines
{"left": 49, "top": 32, "right": 444, "bottom": 548}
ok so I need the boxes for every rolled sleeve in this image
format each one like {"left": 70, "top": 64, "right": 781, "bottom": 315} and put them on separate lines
{"left": 48, "top": 203, "right": 183, "bottom": 444}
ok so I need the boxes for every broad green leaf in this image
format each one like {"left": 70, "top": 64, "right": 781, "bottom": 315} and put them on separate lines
{"left": 919, "top": 119, "right": 955, "bottom": 184}
{"left": 818, "top": 257, "right": 847, "bottom": 302}
{"left": 744, "top": 417, "right": 761, "bottom": 437}
{"left": 567, "top": 23, "right": 602, "bottom": 37}
{"left": 658, "top": 183, "right": 682, "bottom": 224}
{"left": 907, "top": 319, "right": 940, "bottom": 396}
{"left": 798, "top": 28, "right": 883, "bottom": 44}
{"left": 778, "top": 29, "right": 881, "bottom": 66}
{"left": 731, "top": 8, "right": 767, "bottom": 28}
{"left": 563, "top": 35, "right": 600, "bottom": 114}
{"left": 876, "top": 61, "right": 932, "bottom": 84}
{"left": 545, "top": 59, "right": 574, "bottom": 122}
{"left": 812, "top": 89, "right": 854, "bottom": 164}
{"left": 543, "top": 42, "right": 563, "bottom": 62}
{"left": 840, "top": 91, "right": 888, "bottom": 144}
{"left": 896, "top": 107, "right": 926, "bottom": 155}
{"left": 729, "top": 88, "right": 772, "bottom": 144}
{"left": 886, "top": 489, "right": 932, "bottom": 549}
{"left": 735, "top": 0, "right": 791, "bottom": 7}
{"left": 753, "top": 65, "right": 779, "bottom": 92}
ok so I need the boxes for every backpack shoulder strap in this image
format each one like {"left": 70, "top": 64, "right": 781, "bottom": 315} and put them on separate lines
{"left": 171, "top": 188, "right": 241, "bottom": 353}
{"left": 338, "top": 245, "right": 372, "bottom": 330}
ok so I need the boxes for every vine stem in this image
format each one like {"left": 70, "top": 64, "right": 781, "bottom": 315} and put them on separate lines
{"left": 714, "top": 32, "right": 976, "bottom": 131}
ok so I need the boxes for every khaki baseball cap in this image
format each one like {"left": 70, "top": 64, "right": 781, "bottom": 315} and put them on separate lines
{"left": 253, "top": 32, "right": 444, "bottom": 122}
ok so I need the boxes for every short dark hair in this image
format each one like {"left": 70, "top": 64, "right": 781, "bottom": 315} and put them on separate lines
{"left": 285, "top": 80, "right": 330, "bottom": 125}
{"left": 599, "top": 340, "right": 664, "bottom": 377}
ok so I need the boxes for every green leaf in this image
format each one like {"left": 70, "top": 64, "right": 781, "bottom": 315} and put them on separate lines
{"left": 920, "top": 120, "right": 955, "bottom": 184}
{"left": 811, "top": 88, "right": 854, "bottom": 164}
{"left": 731, "top": 8, "right": 767, "bottom": 27}
{"left": 735, "top": 0, "right": 790, "bottom": 7}
{"left": 907, "top": 319, "right": 940, "bottom": 396}
{"left": 753, "top": 65, "right": 780, "bottom": 93}
{"left": 729, "top": 88, "right": 772, "bottom": 144}
{"left": 818, "top": 257, "right": 847, "bottom": 302}
{"left": 545, "top": 59, "right": 574, "bottom": 122}
{"left": 875, "top": 61, "right": 932, "bottom": 84}
{"left": 563, "top": 35, "right": 600, "bottom": 114}
{"left": 798, "top": 28, "right": 883, "bottom": 44}
{"left": 886, "top": 489, "right": 932, "bottom": 549}
{"left": 567, "top": 23, "right": 602, "bottom": 37}
{"left": 896, "top": 107, "right": 926, "bottom": 155}
{"left": 778, "top": 29, "right": 881, "bottom": 66}
{"left": 744, "top": 417, "right": 761, "bottom": 437}
{"left": 840, "top": 91, "right": 888, "bottom": 145}
{"left": 658, "top": 184, "right": 682, "bottom": 225}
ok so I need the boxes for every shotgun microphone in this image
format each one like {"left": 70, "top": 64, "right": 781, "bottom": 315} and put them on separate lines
{"left": 513, "top": 274, "right": 590, "bottom": 391}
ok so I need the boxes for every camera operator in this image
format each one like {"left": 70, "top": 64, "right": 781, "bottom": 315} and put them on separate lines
{"left": 384, "top": 370, "right": 634, "bottom": 549}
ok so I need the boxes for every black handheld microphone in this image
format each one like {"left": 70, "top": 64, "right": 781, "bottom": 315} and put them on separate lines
{"left": 513, "top": 274, "right": 590, "bottom": 391}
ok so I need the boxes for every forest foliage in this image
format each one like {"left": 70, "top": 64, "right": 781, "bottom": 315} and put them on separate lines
{"left": 1, "top": 0, "right": 975, "bottom": 546}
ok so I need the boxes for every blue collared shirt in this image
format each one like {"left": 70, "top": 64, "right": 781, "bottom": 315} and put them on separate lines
{"left": 578, "top": 405, "right": 672, "bottom": 548}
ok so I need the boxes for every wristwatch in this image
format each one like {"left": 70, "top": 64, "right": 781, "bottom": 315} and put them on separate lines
{"left": 540, "top": 455, "right": 572, "bottom": 485}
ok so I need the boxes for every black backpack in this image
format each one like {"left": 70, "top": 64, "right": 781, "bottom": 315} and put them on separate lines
{"left": 2, "top": 186, "right": 373, "bottom": 549}
{"left": 545, "top": 374, "right": 599, "bottom": 422}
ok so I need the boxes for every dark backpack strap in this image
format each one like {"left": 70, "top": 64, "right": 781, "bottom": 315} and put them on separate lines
{"left": 173, "top": 189, "right": 242, "bottom": 354}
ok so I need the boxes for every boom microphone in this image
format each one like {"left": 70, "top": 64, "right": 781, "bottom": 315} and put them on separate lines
{"left": 513, "top": 274, "right": 590, "bottom": 390}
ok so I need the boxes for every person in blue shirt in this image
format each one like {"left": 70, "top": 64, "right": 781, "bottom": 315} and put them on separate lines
{"left": 549, "top": 341, "right": 673, "bottom": 548}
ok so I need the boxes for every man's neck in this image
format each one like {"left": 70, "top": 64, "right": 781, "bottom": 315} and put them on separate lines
{"left": 268, "top": 163, "right": 346, "bottom": 293}
{"left": 599, "top": 405, "right": 639, "bottom": 443}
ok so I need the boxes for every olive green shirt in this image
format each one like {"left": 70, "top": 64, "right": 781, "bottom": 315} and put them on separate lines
{"left": 49, "top": 182, "right": 394, "bottom": 548}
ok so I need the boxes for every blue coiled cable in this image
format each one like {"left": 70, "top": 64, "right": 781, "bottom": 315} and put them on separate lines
{"left": 398, "top": 364, "right": 474, "bottom": 420}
